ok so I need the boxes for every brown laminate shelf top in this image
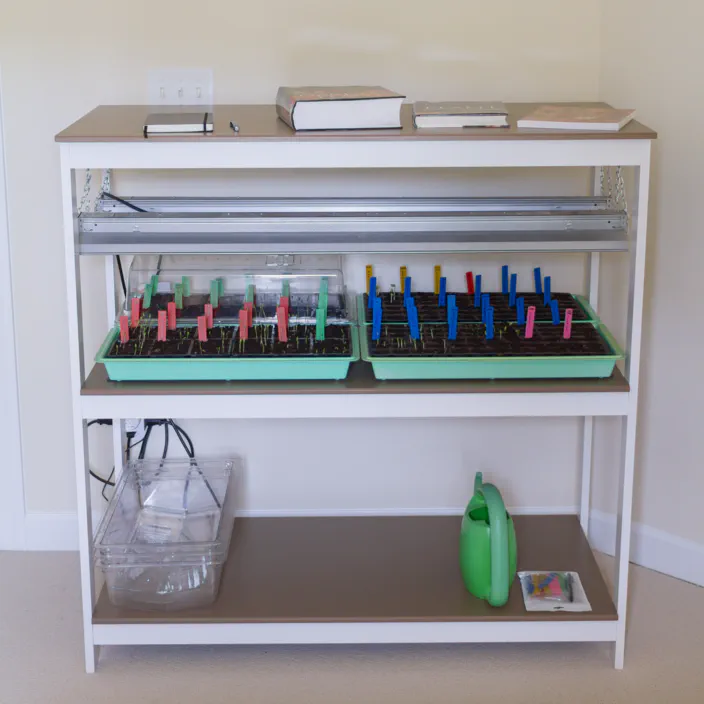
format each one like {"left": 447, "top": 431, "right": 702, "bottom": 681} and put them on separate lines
{"left": 57, "top": 103, "right": 656, "bottom": 143}
{"left": 93, "top": 515, "right": 616, "bottom": 625}
{"left": 82, "top": 362, "right": 629, "bottom": 396}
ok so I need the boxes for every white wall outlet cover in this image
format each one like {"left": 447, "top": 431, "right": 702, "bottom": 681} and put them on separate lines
{"left": 148, "top": 68, "right": 214, "bottom": 106}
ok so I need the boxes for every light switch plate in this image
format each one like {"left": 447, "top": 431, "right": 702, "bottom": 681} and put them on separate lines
{"left": 148, "top": 68, "right": 214, "bottom": 106}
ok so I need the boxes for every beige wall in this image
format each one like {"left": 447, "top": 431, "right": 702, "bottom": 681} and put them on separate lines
{"left": 600, "top": 2, "right": 704, "bottom": 540}
{"left": 0, "top": 2, "right": 626, "bottom": 519}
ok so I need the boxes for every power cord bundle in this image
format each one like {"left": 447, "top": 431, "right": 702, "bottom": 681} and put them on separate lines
{"left": 87, "top": 418, "right": 197, "bottom": 501}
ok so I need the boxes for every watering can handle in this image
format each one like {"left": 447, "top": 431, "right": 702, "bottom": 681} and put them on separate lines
{"left": 475, "top": 477, "right": 510, "bottom": 608}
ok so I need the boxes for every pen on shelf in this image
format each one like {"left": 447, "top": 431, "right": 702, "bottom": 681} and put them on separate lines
{"left": 229, "top": 121, "right": 240, "bottom": 133}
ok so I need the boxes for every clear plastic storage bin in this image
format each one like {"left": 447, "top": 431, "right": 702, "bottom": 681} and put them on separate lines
{"left": 94, "top": 458, "right": 237, "bottom": 611}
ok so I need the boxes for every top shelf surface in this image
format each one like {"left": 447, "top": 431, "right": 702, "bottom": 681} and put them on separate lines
{"left": 56, "top": 103, "right": 657, "bottom": 143}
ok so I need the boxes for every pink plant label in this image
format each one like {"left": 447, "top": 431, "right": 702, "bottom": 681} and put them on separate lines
{"left": 277, "top": 306, "right": 288, "bottom": 342}
{"left": 204, "top": 303, "right": 214, "bottom": 329}
{"left": 167, "top": 301, "right": 177, "bottom": 330}
{"left": 279, "top": 296, "right": 290, "bottom": 313}
{"left": 525, "top": 306, "right": 536, "bottom": 339}
{"left": 244, "top": 301, "right": 254, "bottom": 327}
{"left": 197, "top": 316, "right": 208, "bottom": 342}
{"left": 119, "top": 315, "right": 129, "bottom": 343}
{"left": 238, "top": 310, "right": 249, "bottom": 340}
{"left": 130, "top": 298, "right": 141, "bottom": 328}
{"left": 563, "top": 308, "right": 573, "bottom": 339}
{"left": 157, "top": 310, "right": 167, "bottom": 342}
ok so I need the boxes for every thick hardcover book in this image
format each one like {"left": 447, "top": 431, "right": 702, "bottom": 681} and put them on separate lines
{"left": 276, "top": 86, "right": 405, "bottom": 131}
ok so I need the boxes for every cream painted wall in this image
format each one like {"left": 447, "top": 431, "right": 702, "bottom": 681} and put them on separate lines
{"left": 600, "top": 2, "right": 704, "bottom": 541}
{"left": 2, "top": 1, "right": 603, "bottom": 514}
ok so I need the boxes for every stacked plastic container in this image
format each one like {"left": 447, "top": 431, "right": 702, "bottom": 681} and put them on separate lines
{"left": 94, "top": 458, "right": 237, "bottom": 611}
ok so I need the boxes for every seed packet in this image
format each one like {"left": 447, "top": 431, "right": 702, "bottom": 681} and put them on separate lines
{"left": 518, "top": 571, "right": 592, "bottom": 612}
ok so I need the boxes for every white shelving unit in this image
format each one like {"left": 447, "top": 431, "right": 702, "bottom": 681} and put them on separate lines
{"left": 57, "top": 103, "right": 655, "bottom": 673}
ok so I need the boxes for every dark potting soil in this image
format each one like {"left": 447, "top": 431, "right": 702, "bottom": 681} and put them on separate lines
{"left": 107, "top": 324, "right": 352, "bottom": 359}
{"left": 367, "top": 322, "right": 612, "bottom": 358}
{"left": 362, "top": 292, "right": 588, "bottom": 324}
{"left": 232, "top": 325, "right": 352, "bottom": 358}
{"left": 144, "top": 293, "right": 348, "bottom": 321}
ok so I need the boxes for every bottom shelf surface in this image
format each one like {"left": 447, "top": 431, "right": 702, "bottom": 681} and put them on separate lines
{"left": 92, "top": 515, "right": 617, "bottom": 645}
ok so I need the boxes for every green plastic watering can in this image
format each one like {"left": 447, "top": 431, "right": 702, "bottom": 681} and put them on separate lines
{"left": 459, "top": 472, "right": 517, "bottom": 607}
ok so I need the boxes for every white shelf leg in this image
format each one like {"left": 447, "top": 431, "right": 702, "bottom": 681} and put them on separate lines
{"left": 61, "top": 151, "right": 98, "bottom": 673}
{"left": 580, "top": 251, "right": 600, "bottom": 535}
{"left": 614, "top": 154, "right": 651, "bottom": 669}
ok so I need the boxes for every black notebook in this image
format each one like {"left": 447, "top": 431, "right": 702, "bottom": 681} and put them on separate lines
{"left": 144, "top": 112, "right": 213, "bottom": 136}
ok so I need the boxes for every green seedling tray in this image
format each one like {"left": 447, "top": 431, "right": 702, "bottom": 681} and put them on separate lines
{"left": 96, "top": 327, "right": 360, "bottom": 382}
{"left": 359, "top": 301, "right": 623, "bottom": 381}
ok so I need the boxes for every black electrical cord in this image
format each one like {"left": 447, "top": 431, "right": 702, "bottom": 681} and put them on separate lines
{"left": 116, "top": 256, "right": 127, "bottom": 297}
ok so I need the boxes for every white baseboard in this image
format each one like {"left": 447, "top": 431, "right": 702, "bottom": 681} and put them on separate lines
{"left": 589, "top": 509, "right": 704, "bottom": 588}
{"left": 22, "top": 508, "right": 704, "bottom": 588}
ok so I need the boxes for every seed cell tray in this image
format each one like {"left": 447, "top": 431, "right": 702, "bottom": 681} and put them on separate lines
{"left": 359, "top": 312, "right": 623, "bottom": 381}
{"left": 361, "top": 292, "right": 594, "bottom": 324}
{"left": 97, "top": 324, "right": 359, "bottom": 381}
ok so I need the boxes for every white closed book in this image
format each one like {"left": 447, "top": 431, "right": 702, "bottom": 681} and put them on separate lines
{"left": 276, "top": 86, "right": 405, "bottom": 131}
{"left": 413, "top": 101, "right": 508, "bottom": 128}
{"left": 144, "top": 112, "right": 213, "bottom": 135}
{"left": 517, "top": 105, "right": 635, "bottom": 131}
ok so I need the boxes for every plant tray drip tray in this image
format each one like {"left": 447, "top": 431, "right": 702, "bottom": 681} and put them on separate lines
{"left": 97, "top": 325, "right": 359, "bottom": 381}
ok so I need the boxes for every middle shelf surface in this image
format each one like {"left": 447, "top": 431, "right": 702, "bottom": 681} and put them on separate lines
{"left": 80, "top": 362, "right": 629, "bottom": 419}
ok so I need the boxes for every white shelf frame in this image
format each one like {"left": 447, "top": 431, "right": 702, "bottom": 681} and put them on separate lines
{"left": 60, "top": 133, "right": 651, "bottom": 673}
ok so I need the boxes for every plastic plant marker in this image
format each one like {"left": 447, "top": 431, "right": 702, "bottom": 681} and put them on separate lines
{"left": 408, "top": 304, "right": 420, "bottom": 339}
{"left": 517, "top": 297, "right": 526, "bottom": 325}
{"left": 372, "top": 297, "right": 382, "bottom": 340}
{"left": 238, "top": 310, "right": 249, "bottom": 340}
{"left": 434, "top": 265, "right": 442, "bottom": 295}
{"left": 366, "top": 264, "right": 373, "bottom": 294}
{"left": 316, "top": 307, "right": 326, "bottom": 341}
{"left": 474, "top": 274, "right": 482, "bottom": 307}
{"left": 439, "top": 277, "right": 447, "bottom": 306}
{"left": 279, "top": 296, "right": 290, "bottom": 314}
{"left": 244, "top": 301, "right": 254, "bottom": 327}
{"left": 525, "top": 306, "right": 536, "bottom": 338}
{"left": 181, "top": 276, "right": 191, "bottom": 297}
{"left": 482, "top": 293, "right": 490, "bottom": 323}
{"left": 151, "top": 274, "right": 159, "bottom": 293}
{"left": 210, "top": 280, "right": 219, "bottom": 308}
{"left": 563, "top": 308, "right": 574, "bottom": 339}
{"left": 282, "top": 279, "right": 290, "bottom": 298}
{"left": 204, "top": 303, "right": 214, "bottom": 329}
{"left": 448, "top": 295, "right": 458, "bottom": 340}
{"left": 245, "top": 284, "right": 255, "bottom": 303}
{"left": 368, "top": 277, "right": 377, "bottom": 308}
{"left": 502, "top": 265, "right": 509, "bottom": 294}
{"left": 400, "top": 266, "right": 408, "bottom": 293}
{"left": 143, "top": 283, "right": 153, "bottom": 309}
{"left": 157, "top": 310, "right": 167, "bottom": 342}
{"left": 550, "top": 299, "right": 560, "bottom": 325}
{"left": 218, "top": 277, "right": 224, "bottom": 297}
{"left": 277, "top": 306, "right": 288, "bottom": 342}
{"left": 119, "top": 315, "right": 129, "bottom": 343}
{"left": 167, "top": 302, "right": 177, "bottom": 330}
{"left": 319, "top": 277, "right": 329, "bottom": 312}
{"left": 403, "top": 276, "right": 412, "bottom": 303}
{"left": 197, "top": 316, "right": 208, "bottom": 342}
{"left": 174, "top": 283, "right": 183, "bottom": 310}
{"left": 486, "top": 306, "right": 495, "bottom": 340}
{"left": 466, "top": 271, "right": 474, "bottom": 295}
{"left": 534, "top": 267, "right": 543, "bottom": 294}
{"left": 509, "top": 273, "right": 517, "bottom": 306}
{"left": 544, "top": 275, "right": 552, "bottom": 306}
{"left": 130, "top": 297, "right": 141, "bottom": 328}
